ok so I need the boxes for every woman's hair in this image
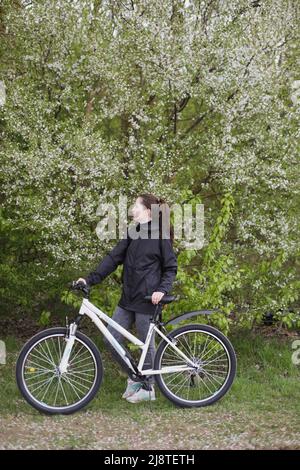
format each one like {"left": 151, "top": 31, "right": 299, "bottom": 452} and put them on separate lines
{"left": 137, "top": 193, "right": 174, "bottom": 244}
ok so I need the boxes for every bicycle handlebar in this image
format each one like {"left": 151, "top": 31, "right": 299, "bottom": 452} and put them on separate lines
{"left": 144, "top": 295, "right": 175, "bottom": 304}
{"left": 70, "top": 280, "right": 90, "bottom": 297}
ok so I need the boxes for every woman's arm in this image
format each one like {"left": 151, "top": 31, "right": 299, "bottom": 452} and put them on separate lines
{"left": 156, "top": 239, "right": 178, "bottom": 295}
{"left": 85, "top": 230, "right": 131, "bottom": 287}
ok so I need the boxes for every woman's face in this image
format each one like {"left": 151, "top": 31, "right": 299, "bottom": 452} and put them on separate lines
{"left": 131, "top": 197, "right": 151, "bottom": 223}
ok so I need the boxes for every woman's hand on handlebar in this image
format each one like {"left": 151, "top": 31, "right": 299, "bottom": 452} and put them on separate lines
{"left": 151, "top": 291, "right": 165, "bottom": 305}
{"left": 71, "top": 278, "right": 90, "bottom": 297}
{"left": 71, "top": 278, "right": 88, "bottom": 290}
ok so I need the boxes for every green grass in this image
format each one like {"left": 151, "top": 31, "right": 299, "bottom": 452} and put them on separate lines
{"left": 0, "top": 328, "right": 299, "bottom": 449}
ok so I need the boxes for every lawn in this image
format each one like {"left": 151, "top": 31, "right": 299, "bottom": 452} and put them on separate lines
{"left": 0, "top": 328, "right": 299, "bottom": 450}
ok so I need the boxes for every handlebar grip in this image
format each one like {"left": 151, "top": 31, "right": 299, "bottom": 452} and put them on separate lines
{"left": 144, "top": 295, "right": 175, "bottom": 304}
{"left": 71, "top": 280, "right": 89, "bottom": 294}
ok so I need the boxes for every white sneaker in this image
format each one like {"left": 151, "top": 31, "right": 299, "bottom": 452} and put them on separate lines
{"left": 126, "top": 385, "right": 156, "bottom": 403}
{"left": 122, "top": 378, "right": 143, "bottom": 399}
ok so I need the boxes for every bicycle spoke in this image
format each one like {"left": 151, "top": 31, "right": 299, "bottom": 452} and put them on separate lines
{"left": 67, "top": 371, "right": 95, "bottom": 385}
{"left": 57, "top": 377, "right": 69, "bottom": 406}
{"left": 40, "top": 341, "right": 57, "bottom": 367}
{"left": 69, "top": 344, "right": 85, "bottom": 364}
{"left": 201, "top": 368, "right": 225, "bottom": 386}
{"left": 69, "top": 353, "right": 93, "bottom": 367}
{"left": 202, "top": 352, "right": 227, "bottom": 366}
{"left": 25, "top": 359, "right": 53, "bottom": 371}
{"left": 28, "top": 350, "right": 55, "bottom": 368}
{"left": 24, "top": 369, "right": 53, "bottom": 381}
{"left": 61, "top": 374, "right": 86, "bottom": 399}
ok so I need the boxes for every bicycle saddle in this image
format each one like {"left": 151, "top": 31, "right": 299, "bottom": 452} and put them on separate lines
{"left": 144, "top": 295, "right": 176, "bottom": 304}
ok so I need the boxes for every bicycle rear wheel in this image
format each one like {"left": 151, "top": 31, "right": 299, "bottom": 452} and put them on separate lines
{"left": 16, "top": 327, "right": 103, "bottom": 414}
{"left": 154, "top": 324, "right": 236, "bottom": 407}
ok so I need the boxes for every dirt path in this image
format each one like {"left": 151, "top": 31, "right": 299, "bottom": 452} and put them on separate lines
{"left": 0, "top": 408, "right": 299, "bottom": 450}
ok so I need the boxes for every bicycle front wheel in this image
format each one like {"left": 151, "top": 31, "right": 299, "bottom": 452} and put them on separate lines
{"left": 154, "top": 324, "right": 236, "bottom": 407}
{"left": 16, "top": 327, "right": 103, "bottom": 414}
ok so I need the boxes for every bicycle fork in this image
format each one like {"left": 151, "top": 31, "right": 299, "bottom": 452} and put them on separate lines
{"left": 58, "top": 322, "right": 78, "bottom": 374}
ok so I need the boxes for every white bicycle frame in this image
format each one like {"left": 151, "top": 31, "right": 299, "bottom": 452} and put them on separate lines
{"left": 59, "top": 298, "right": 197, "bottom": 376}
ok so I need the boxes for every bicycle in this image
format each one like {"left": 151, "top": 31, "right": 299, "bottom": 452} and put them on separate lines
{"left": 16, "top": 280, "right": 237, "bottom": 414}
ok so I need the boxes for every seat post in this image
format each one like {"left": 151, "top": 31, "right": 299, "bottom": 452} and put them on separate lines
{"left": 145, "top": 295, "right": 175, "bottom": 323}
{"left": 150, "top": 303, "right": 163, "bottom": 323}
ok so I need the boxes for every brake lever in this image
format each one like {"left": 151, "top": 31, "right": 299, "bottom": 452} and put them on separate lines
{"left": 71, "top": 280, "right": 90, "bottom": 297}
{"left": 71, "top": 280, "right": 84, "bottom": 289}
{"left": 82, "top": 285, "right": 90, "bottom": 297}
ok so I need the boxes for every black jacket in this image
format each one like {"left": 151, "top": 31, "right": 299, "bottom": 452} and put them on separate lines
{"left": 85, "top": 219, "right": 178, "bottom": 314}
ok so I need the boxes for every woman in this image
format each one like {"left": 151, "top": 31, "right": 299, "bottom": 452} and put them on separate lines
{"left": 77, "top": 193, "right": 178, "bottom": 403}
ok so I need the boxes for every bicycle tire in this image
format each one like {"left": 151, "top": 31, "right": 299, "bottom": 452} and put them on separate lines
{"left": 16, "top": 327, "right": 103, "bottom": 415}
{"left": 154, "top": 324, "right": 236, "bottom": 408}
